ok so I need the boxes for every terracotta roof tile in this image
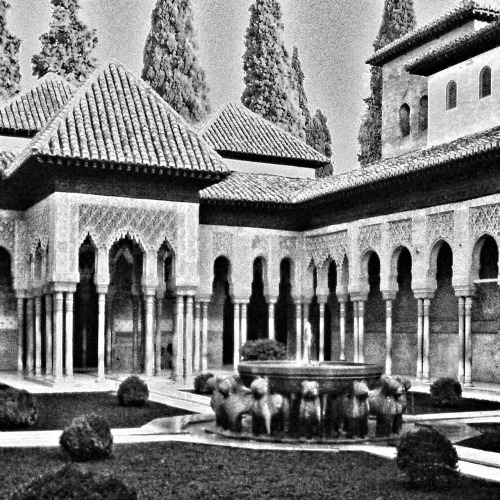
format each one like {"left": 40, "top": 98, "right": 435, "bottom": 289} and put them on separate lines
{"left": 199, "top": 102, "right": 330, "bottom": 166}
{"left": 5, "top": 60, "right": 228, "bottom": 177}
{"left": 0, "top": 73, "right": 76, "bottom": 134}
{"left": 367, "top": 1, "right": 500, "bottom": 66}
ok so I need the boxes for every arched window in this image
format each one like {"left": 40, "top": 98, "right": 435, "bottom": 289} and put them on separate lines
{"left": 480, "top": 66, "right": 492, "bottom": 98}
{"left": 419, "top": 96, "right": 428, "bottom": 131}
{"left": 446, "top": 80, "right": 457, "bottom": 110}
{"left": 399, "top": 103, "right": 410, "bottom": 137}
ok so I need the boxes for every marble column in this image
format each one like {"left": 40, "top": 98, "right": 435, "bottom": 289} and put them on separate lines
{"left": 339, "top": 300, "right": 346, "bottom": 361}
{"left": 97, "top": 291, "right": 106, "bottom": 382}
{"left": 173, "top": 294, "right": 184, "bottom": 381}
{"left": 358, "top": 301, "right": 365, "bottom": 363}
{"left": 65, "top": 292, "right": 74, "bottom": 380}
{"left": 385, "top": 298, "right": 393, "bottom": 376}
{"left": 416, "top": 299, "right": 423, "bottom": 381}
{"left": 16, "top": 295, "right": 24, "bottom": 373}
{"left": 155, "top": 293, "right": 164, "bottom": 375}
{"left": 353, "top": 301, "right": 359, "bottom": 363}
{"left": 132, "top": 295, "right": 139, "bottom": 373}
{"left": 457, "top": 297, "right": 465, "bottom": 384}
{"left": 53, "top": 292, "right": 64, "bottom": 382}
{"left": 105, "top": 292, "right": 113, "bottom": 372}
{"left": 423, "top": 298, "right": 431, "bottom": 382}
{"left": 318, "top": 301, "right": 325, "bottom": 362}
{"left": 34, "top": 295, "right": 42, "bottom": 376}
{"left": 201, "top": 301, "right": 209, "bottom": 372}
{"left": 184, "top": 295, "right": 194, "bottom": 378}
{"left": 464, "top": 297, "right": 473, "bottom": 387}
{"left": 295, "top": 302, "right": 302, "bottom": 361}
{"left": 233, "top": 302, "right": 241, "bottom": 368}
{"left": 193, "top": 300, "right": 201, "bottom": 373}
{"left": 268, "top": 300, "right": 276, "bottom": 340}
{"left": 144, "top": 293, "right": 155, "bottom": 377}
{"left": 45, "top": 293, "right": 53, "bottom": 376}
{"left": 26, "top": 296, "right": 34, "bottom": 375}
{"left": 241, "top": 302, "right": 248, "bottom": 349}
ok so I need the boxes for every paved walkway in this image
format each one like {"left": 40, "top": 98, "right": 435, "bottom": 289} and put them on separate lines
{"left": 1, "top": 371, "right": 500, "bottom": 484}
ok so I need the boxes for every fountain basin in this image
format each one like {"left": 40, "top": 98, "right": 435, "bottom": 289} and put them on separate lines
{"left": 238, "top": 360, "right": 383, "bottom": 395}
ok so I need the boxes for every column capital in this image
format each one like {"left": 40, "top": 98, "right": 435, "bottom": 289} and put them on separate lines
{"left": 14, "top": 290, "right": 27, "bottom": 300}
{"left": 350, "top": 292, "right": 368, "bottom": 302}
{"left": 234, "top": 297, "right": 250, "bottom": 305}
{"left": 196, "top": 294, "right": 212, "bottom": 303}
{"left": 48, "top": 281, "right": 78, "bottom": 294}
{"left": 176, "top": 286, "right": 197, "bottom": 296}
{"left": 382, "top": 290, "right": 397, "bottom": 301}
{"left": 142, "top": 286, "right": 157, "bottom": 297}
{"left": 317, "top": 295, "right": 328, "bottom": 305}
{"left": 265, "top": 295, "right": 278, "bottom": 304}
{"left": 337, "top": 293, "right": 349, "bottom": 304}
{"left": 454, "top": 285, "right": 475, "bottom": 298}
{"left": 96, "top": 284, "right": 109, "bottom": 295}
{"left": 413, "top": 288, "right": 435, "bottom": 300}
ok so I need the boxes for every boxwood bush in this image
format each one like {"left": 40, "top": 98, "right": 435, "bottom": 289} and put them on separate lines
{"left": 430, "top": 377, "right": 462, "bottom": 407}
{"left": 240, "top": 339, "right": 287, "bottom": 361}
{"left": 7, "top": 464, "right": 137, "bottom": 500}
{"left": 194, "top": 372, "right": 215, "bottom": 394}
{"left": 59, "top": 413, "right": 113, "bottom": 461}
{"left": 0, "top": 387, "right": 37, "bottom": 429}
{"left": 396, "top": 425, "right": 458, "bottom": 489}
{"left": 117, "top": 375, "right": 149, "bottom": 406}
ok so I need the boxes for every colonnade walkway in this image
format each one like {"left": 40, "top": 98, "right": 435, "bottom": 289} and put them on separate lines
{"left": 1, "top": 371, "right": 500, "bottom": 484}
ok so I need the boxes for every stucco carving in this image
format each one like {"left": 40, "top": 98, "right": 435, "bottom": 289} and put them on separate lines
{"left": 279, "top": 236, "right": 297, "bottom": 257}
{"left": 78, "top": 204, "right": 177, "bottom": 251}
{"left": 358, "top": 224, "right": 381, "bottom": 253}
{"left": 426, "top": 211, "right": 454, "bottom": 243}
{"left": 389, "top": 219, "right": 412, "bottom": 249}
{"left": 252, "top": 235, "right": 270, "bottom": 258}
{"left": 470, "top": 204, "right": 500, "bottom": 241}
{"left": 213, "top": 232, "right": 233, "bottom": 258}
{"left": 26, "top": 203, "right": 50, "bottom": 254}
{"left": 0, "top": 217, "right": 16, "bottom": 253}
{"left": 305, "top": 231, "right": 348, "bottom": 267}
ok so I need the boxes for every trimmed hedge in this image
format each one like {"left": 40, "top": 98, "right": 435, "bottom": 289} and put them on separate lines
{"left": 0, "top": 388, "right": 37, "bottom": 429}
{"left": 117, "top": 376, "right": 149, "bottom": 407}
{"left": 240, "top": 339, "right": 287, "bottom": 361}
{"left": 7, "top": 465, "right": 137, "bottom": 500}
{"left": 59, "top": 413, "right": 113, "bottom": 461}
{"left": 430, "top": 377, "right": 462, "bottom": 407}
{"left": 194, "top": 372, "right": 215, "bottom": 394}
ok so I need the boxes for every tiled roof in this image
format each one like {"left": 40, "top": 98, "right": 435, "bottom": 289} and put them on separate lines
{"left": 0, "top": 150, "right": 16, "bottom": 177}
{"left": 406, "top": 20, "right": 500, "bottom": 76}
{"left": 5, "top": 60, "right": 228, "bottom": 178}
{"left": 199, "top": 102, "right": 330, "bottom": 166}
{"left": 200, "top": 171, "right": 319, "bottom": 205}
{"left": 367, "top": 1, "right": 500, "bottom": 66}
{"left": 0, "top": 73, "right": 76, "bottom": 134}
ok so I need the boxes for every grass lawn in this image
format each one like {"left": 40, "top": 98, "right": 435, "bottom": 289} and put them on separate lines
{"left": 405, "top": 392, "right": 500, "bottom": 415}
{"left": 3, "top": 391, "right": 192, "bottom": 430}
{"left": 1, "top": 442, "right": 500, "bottom": 499}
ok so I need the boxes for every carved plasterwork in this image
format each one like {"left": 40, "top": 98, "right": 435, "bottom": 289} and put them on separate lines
{"left": 279, "top": 236, "right": 297, "bottom": 257}
{"left": 252, "top": 235, "right": 269, "bottom": 258}
{"left": 389, "top": 219, "right": 412, "bottom": 249}
{"left": 78, "top": 204, "right": 177, "bottom": 251}
{"left": 0, "top": 217, "right": 16, "bottom": 253}
{"left": 358, "top": 224, "right": 381, "bottom": 253}
{"left": 26, "top": 203, "right": 50, "bottom": 255}
{"left": 213, "top": 231, "right": 233, "bottom": 258}
{"left": 305, "top": 231, "right": 347, "bottom": 267}
{"left": 470, "top": 204, "right": 500, "bottom": 241}
{"left": 426, "top": 211, "right": 454, "bottom": 243}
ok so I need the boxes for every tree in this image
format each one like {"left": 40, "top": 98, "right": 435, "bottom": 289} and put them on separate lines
{"left": 242, "top": 0, "right": 304, "bottom": 140}
{"left": 358, "top": 0, "right": 417, "bottom": 166}
{"left": 142, "top": 0, "right": 210, "bottom": 123}
{"left": 309, "top": 109, "right": 332, "bottom": 158}
{"left": 0, "top": 1, "right": 21, "bottom": 102}
{"left": 291, "top": 46, "right": 311, "bottom": 131}
{"left": 32, "top": 0, "right": 98, "bottom": 85}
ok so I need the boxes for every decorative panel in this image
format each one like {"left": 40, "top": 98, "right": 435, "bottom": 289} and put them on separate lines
{"left": 305, "top": 231, "right": 348, "bottom": 267}
{"left": 426, "top": 211, "right": 454, "bottom": 243}
{"left": 358, "top": 224, "right": 382, "bottom": 253}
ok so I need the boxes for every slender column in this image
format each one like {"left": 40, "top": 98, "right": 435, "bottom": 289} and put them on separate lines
{"left": 132, "top": 295, "right": 139, "bottom": 373}
{"left": 268, "top": 300, "right": 275, "bottom": 340}
{"left": 16, "top": 296, "right": 24, "bottom": 372}
{"left": 65, "top": 292, "right": 74, "bottom": 380}
{"left": 144, "top": 293, "right": 155, "bottom": 377}
{"left": 156, "top": 294, "right": 164, "bottom": 375}
{"left": 358, "top": 301, "right": 365, "bottom": 363}
{"left": 53, "top": 292, "right": 64, "bottom": 382}
{"left": 201, "top": 301, "right": 209, "bottom": 372}
{"left": 464, "top": 297, "right": 473, "bottom": 387}
{"left": 97, "top": 291, "right": 106, "bottom": 382}
{"left": 353, "top": 301, "right": 359, "bottom": 363}
{"left": 318, "top": 302, "right": 325, "bottom": 362}
{"left": 416, "top": 299, "right": 423, "bottom": 381}
{"left": 34, "top": 296, "right": 42, "bottom": 376}
{"left": 457, "top": 297, "right": 465, "bottom": 384}
{"left": 45, "top": 293, "right": 53, "bottom": 376}
{"left": 193, "top": 300, "right": 201, "bottom": 373}
{"left": 233, "top": 302, "right": 241, "bottom": 368}
{"left": 339, "top": 300, "right": 346, "bottom": 361}
{"left": 173, "top": 294, "right": 184, "bottom": 381}
{"left": 423, "top": 298, "right": 431, "bottom": 382}
{"left": 385, "top": 299, "right": 393, "bottom": 376}
{"left": 241, "top": 302, "right": 248, "bottom": 348}
{"left": 26, "top": 296, "right": 34, "bottom": 375}
{"left": 295, "top": 302, "right": 302, "bottom": 361}
{"left": 105, "top": 292, "right": 113, "bottom": 372}
{"left": 184, "top": 295, "right": 194, "bottom": 378}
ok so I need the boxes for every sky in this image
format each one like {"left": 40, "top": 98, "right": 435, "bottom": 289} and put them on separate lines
{"left": 8, "top": 0, "right": 456, "bottom": 173}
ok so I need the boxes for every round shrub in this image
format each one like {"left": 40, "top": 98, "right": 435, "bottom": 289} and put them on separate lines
{"left": 194, "top": 372, "right": 215, "bottom": 394}
{"left": 0, "top": 388, "right": 37, "bottom": 429}
{"left": 7, "top": 464, "right": 137, "bottom": 500}
{"left": 59, "top": 413, "right": 113, "bottom": 461}
{"left": 240, "top": 339, "right": 287, "bottom": 361}
{"left": 430, "top": 377, "right": 462, "bottom": 407}
{"left": 117, "top": 375, "right": 149, "bottom": 406}
{"left": 396, "top": 425, "right": 458, "bottom": 489}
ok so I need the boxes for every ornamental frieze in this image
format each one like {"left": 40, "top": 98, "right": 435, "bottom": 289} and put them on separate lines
{"left": 358, "top": 224, "right": 381, "bottom": 253}
{"left": 469, "top": 204, "right": 500, "bottom": 241}
{"left": 388, "top": 219, "right": 412, "bottom": 249}
{"left": 305, "top": 231, "right": 347, "bottom": 267}
{"left": 213, "top": 232, "right": 233, "bottom": 258}
{"left": 26, "top": 203, "right": 50, "bottom": 254}
{"left": 252, "top": 235, "right": 269, "bottom": 257}
{"left": 279, "top": 236, "right": 297, "bottom": 257}
{"left": 79, "top": 204, "right": 177, "bottom": 251}
{"left": 426, "top": 211, "right": 454, "bottom": 243}
{"left": 0, "top": 217, "right": 16, "bottom": 252}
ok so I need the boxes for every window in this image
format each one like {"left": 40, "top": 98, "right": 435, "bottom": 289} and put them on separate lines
{"left": 480, "top": 66, "right": 491, "bottom": 98}
{"left": 446, "top": 80, "right": 457, "bottom": 110}
{"left": 399, "top": 103, "right": 410, "bottom": 137}
{"left": 419, "top": 96, "right": 428, "bottom": 131}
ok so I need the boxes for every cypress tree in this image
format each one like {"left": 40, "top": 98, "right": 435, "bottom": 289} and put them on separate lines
{"left": 309, "top": 109, "right": 332, "bottom": 158}
{"left": 291, "top": 46, "right": 311, "bottom": 131}
{"left": 142, "top": 0, "right": 210, "bottom": 123}
{"left": 358, "top": 0, "right": 417, "bottom": 166}
{"left": 242, "top": 0, "right": 304, "bottom": 140}
{"left": 32, "top": 0, "right": 98, "bottom": 85}
{"left": 0, "top": 1, "right": 20, "bottom": 102}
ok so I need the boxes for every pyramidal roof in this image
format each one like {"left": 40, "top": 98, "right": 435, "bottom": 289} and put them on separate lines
{"left": 0, "top": 73, "right": 76, "bottom": 134}
{"left": 5, "top": 60, "right": 228, "bottom": 178}
{"left": 199, "top": 102, "right": 330, "bottom": 166}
